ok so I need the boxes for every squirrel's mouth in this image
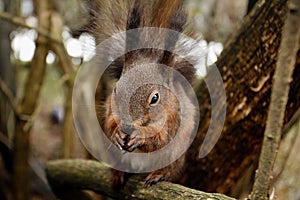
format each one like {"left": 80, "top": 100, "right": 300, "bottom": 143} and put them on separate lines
{"left": 120, "top": 124, "right": 136, "bottom": 136}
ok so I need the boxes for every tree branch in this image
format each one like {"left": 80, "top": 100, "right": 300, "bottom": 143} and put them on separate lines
{"left": 272, "top": 118, "right": 300, "bottom": 185}
{"left": 250, "top": 0, "right": 300, "bottom": 198}
{"left": 247, "top": 0, "right": 259, "bottom": 14}
{"left": 0, "top": 77, "right": 19, "bottom": 115}
{"left": 46, "top": 159, "right": 235, "bottom": 200}
{"left": 49, "top": 12, "right": 77, "bottom": 158}
{"left": 0, "top": 11, "right": 61, "bottom": 44}
{"left": 0, "top": 77, "right": 36, "bottom": 122}
{"left": 282, "top": 108, "right": 300, "bottom": 136}
{"left": 12, "top": 0, "right": 53, "bottom": 199}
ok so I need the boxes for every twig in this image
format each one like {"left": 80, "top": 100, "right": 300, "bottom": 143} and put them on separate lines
{"left": 0, "top": 77, "right": 20, "bottom": 115}
{"left": 0, "top": 78, "right": 32, "bottom": 121}
{"left": 0, "top": 11, "right": 61, "bottom": 44}
{"left": 22, "top": 104, "right": 40, "bottom": 132}
{"left": 271, "top": 109, "right": 300, "bottom": 184}
{"left": 272, "top": 118, "right": 300, "bottom": 184}
{"left": 282, "top": 108, "right": 300, "bottom": 136}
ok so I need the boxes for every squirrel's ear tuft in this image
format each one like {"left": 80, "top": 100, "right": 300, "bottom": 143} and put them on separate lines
{"left": 174, "top": 60, "right": 196, "bottom": 84}
{"left": 158, "top": 1, "right": 187, "bottom": 66}
{"left": 126, "top": 1, "right": 141, "bottom": 30}
{"left": 125, "top": 1, "right": 142, "bottom": 64}
{"left": 106, "top": 56, "right": 124, "bottom": 79}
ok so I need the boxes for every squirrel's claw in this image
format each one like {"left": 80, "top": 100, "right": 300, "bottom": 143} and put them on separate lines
{"left": 126, "top": 141, "right": 141, "bottom": 152}
{"left": 144, "top": 173, "right": 168, "bottom": 187}
{"left": 112, "top": 136, "right": 123, "bottom": 151}
{"left": 111, "top": 130, "right": 127, "bottom": 151}
{"left": 111, "top": 169, "right": 125, "bottom": 189}
{"left": 112, "top": 128, "right": 145, "bottom": 152}
{"left": 126, "top": 132, "right": 145, "bottom": 152}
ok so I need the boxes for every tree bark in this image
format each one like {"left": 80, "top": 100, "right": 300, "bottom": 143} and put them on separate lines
{"left": 250, "top": 0, "right": 300, "bottom": 199}
{"left": 180, "top": 0, "right": 300, "bottom": 195}
{"left": 12, "top": 1, "right": 52, "bottom": 199}
{"left": 46, "top": 159, "right": 235, "bottom": 200}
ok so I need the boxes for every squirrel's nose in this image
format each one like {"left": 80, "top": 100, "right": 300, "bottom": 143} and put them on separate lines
{"left": 121, "top": 124, "right": 136, "bottom": 135}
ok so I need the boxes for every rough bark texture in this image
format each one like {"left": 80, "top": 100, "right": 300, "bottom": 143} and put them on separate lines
{"left": 251, "top": 0, "right": 300, "bottom": 199}
{"left": 46, "top": 159, "right": 235, "bottom": 200}
{"left": 12, "top": 1, "right": 52, "bottom": 199}
{"left": 181, "top": 0, "right": 300, "bottom": 195}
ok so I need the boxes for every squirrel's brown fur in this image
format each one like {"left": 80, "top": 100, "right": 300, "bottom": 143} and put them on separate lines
{"left": 83, "top": 0, "right": 198, "bottom": 188}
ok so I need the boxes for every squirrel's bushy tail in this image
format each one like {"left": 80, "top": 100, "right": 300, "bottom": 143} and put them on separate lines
{"left": 83, "top": 0, "right": 186, "bottom": 42}
{"left": 81, "top": 0, "right": 198, "bottom": 83}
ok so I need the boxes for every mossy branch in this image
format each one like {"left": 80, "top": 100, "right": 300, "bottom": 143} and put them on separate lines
{"left": 46, "top": 159, "right": 235, "bottom": 200}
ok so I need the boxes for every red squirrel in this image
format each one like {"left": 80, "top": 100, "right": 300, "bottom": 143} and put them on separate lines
{"left": 82, "top": 0, "right": 198, "bottom": 188}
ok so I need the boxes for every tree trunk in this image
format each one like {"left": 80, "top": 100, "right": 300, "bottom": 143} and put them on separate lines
{"left": 12, "top": 1, "right": 52, "bottom": 199}
{"left": 181, "top": 0, "right": 300, "bottom": 195}
{"left": 251, "top": 0, "right": 300, "bottom": 199}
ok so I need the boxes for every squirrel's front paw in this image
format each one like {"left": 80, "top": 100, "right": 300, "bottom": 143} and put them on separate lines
{"left": 111, "top": 128, "right": 127, "bottom": 151}
{"left": 126, "top": 130, "right": 145, "bottom": 152}
{"left": 111, "top": 128, "right": 145, "bottom": 152}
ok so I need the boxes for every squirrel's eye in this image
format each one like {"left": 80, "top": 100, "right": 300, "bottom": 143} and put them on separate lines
{"left": 150, "top": 93, "right": 159, "bottom": 106}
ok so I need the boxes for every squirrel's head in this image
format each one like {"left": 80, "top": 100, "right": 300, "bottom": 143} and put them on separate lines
{"left": 110, "top": 63, "right": 180, "bottom": 135}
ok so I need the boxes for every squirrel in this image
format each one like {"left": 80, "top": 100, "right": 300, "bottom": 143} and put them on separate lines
{"left": 80, "top": 0, "right": 199, "bottom": 188}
